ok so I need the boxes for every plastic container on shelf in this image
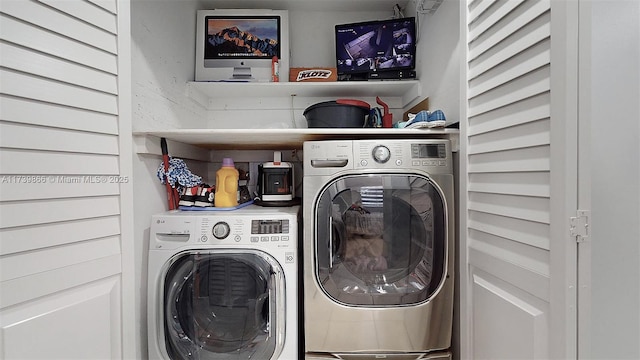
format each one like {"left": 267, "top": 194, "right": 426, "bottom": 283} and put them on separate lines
{"left": 303, "top": 99, "right": 371, "bottom": 128}
{"left": 214, "top": 158, "right": 239, "bottom": 208}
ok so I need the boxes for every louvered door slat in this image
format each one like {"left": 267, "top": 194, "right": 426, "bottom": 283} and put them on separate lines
{"left": 464, "top": 0, "right": 554, "bottom": 358}
{"left": 0, "top": 0, "right": 125, "bottom": 357}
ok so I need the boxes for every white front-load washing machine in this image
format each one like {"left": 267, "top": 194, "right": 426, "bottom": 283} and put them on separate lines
{"left": 148, "top": 205, "right": 300, "bottom": 360}
{"left": 303, "top": 139, "right": 455, "bottom": 359}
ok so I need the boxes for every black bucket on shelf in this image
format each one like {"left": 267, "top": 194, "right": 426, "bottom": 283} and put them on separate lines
{"left": 303, "top": 99, "right": 371, "bottom": 128}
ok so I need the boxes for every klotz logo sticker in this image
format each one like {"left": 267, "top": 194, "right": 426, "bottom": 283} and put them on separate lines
{"left": 296, "top": 69, "right": 333, "bottom": 81}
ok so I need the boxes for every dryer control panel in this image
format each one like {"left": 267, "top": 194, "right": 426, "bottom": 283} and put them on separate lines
{"left": 353, "top": 139, "right": 452, "bottom": 174}
{"left": 304, "top": 139, "right": 452, "bottom": 176}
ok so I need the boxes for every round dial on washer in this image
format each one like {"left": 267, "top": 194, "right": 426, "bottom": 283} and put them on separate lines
{"left": 212, "top": 222, "right": 230, "bottom": 239}
{"left": 372, "top": 145, "right": 391, "bottom": 163}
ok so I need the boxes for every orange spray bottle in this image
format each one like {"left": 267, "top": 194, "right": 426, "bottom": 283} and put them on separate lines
{"left": 272, "top": 56, "right": 280, "bottom": 82}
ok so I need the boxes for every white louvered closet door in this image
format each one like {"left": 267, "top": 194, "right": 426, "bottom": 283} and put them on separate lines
{"left": 0, "top": 0, "right": 133, "bottom": 359}
{"left": 461, "top": 0, "right": 579, "bottom": 359}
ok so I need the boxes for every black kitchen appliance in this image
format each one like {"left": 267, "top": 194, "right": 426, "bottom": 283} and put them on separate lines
{"left": 257, "top": 151, "right": 294, "bottom": 202}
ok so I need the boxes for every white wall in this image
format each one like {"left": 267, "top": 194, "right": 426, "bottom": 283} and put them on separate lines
{"left": 288, "top": 9, "right": 392, "bottom": 68}
{"left": 587, "top": 0, "right": 640, "bottom": 358}
{"left": 410, "top": 0, "right": 461, "bottom": 123}
{"left": 131, "top": 0, "right": 206, "bottom": 130}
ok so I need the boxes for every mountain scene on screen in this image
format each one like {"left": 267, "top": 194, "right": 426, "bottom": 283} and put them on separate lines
{"left": 207, "top": 26, "right": 278, "bottom": 57}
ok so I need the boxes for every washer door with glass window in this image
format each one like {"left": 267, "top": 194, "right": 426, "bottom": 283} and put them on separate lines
{"left": 315, "top": 173, "right": 447, "bottom": 306}
{"left": 162, "top": 250, "right": 284, "bottom": 360}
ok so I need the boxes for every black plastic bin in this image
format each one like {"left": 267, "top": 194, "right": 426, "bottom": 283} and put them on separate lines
{"left": 303, "top": 99, "right": 370, "bottom": 128}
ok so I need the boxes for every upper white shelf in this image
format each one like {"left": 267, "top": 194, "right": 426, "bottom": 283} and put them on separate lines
{"left": 200, "top": 0, "right": 411, "bottom": 12}
{"left": 135, "top": 127, "right": 459, "bottom": 152}
{"left": 187, "top": 80, "right": 422, "bottom": 107}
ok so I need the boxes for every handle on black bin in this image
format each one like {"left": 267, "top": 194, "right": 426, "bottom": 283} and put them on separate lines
{"left": 376, "top": 96, "right": 393, "bottom": 128}
{"left": 336, "top": 99, "right": 371, "bottom": 110}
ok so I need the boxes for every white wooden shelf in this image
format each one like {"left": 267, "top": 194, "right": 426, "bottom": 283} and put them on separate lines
{"left": 186, "top": 80, "right": 422, "bottom": 108}
{"left": 134, "top": 128, "right": 459, "bottom": 160}
{"left": 201, "top": 0, "right": 411, "bottom": 12}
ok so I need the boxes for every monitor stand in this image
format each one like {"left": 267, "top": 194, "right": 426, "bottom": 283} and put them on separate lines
{"left": 232, "top": 67, "right": 253, "bottom": 80}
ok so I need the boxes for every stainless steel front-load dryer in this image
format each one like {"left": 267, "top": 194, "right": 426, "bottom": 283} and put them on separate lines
{"left": 303, "top": 139, "right": 455, "bottom": 360}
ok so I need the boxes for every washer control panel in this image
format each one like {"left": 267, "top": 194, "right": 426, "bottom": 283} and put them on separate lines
{"left": 151, "top": 206, "right": 299, "bottom": 249}
{"left": 199, "top": 217, "right": 292, "bottom": 244}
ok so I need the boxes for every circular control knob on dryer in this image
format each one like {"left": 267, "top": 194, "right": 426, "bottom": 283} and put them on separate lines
{"left": 212, "top": 222, "right": 230, "bottom": 239}
{"left": 372, "top": 145, "right": 391, "bottom": 163}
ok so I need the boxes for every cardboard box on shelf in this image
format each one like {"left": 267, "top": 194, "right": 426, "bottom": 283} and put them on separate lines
{"left": 290, "top": 67, "right": 338, "bottom": 82}
{"left": 403, "top": 97, "right": 429, "bottom": 121}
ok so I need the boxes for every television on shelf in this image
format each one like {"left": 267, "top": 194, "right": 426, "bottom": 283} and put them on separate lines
{"left": 335, "top": 17, "right": 417, "bottom": 81}
{"left": 195, "top": 9, "right": 289, "bottom": 82}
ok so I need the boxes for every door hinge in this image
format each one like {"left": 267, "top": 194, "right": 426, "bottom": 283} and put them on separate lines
{"left": 570, "top": 210, "right": 590, "bottom": 243}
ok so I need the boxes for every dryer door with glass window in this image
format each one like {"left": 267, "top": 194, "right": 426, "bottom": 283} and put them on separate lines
{"left": 314, "top": 173, "right": 448, "bottom": 306}
{"left": 163, "top": 250, "right": 284, "bottom": 360}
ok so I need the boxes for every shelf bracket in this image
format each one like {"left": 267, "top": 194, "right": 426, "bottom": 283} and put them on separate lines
{"left": 134, "top": 134, "right": 211, "bottom": 162}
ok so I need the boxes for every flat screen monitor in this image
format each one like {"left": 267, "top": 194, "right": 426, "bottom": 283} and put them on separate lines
{"left": 335, "top": 17, "right": 416, "bottom": 81}
{"left": 195, "top": 9, "right": 289, "bottom": 82}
